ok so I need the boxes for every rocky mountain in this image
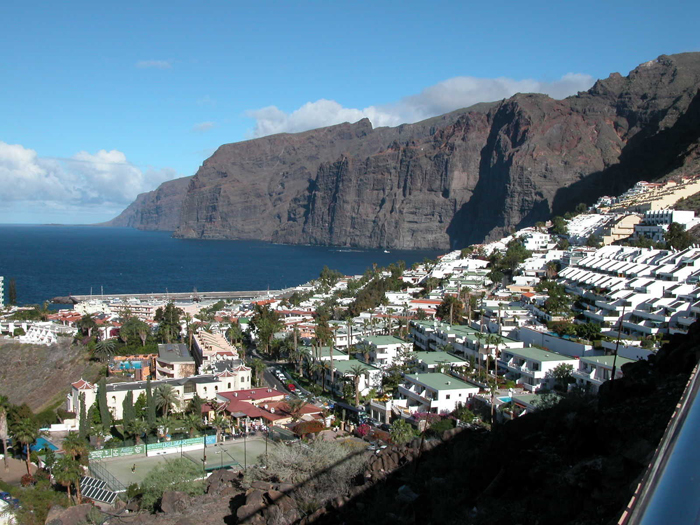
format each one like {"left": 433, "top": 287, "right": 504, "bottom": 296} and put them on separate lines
{"left": 109, "top": 53, "right": 700, "bottom": 249}
{"left": 103, "top": 176, "right": 192, "bottom": 231}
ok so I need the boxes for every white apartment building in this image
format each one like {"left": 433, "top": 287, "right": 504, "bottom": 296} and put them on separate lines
{"left": 361, "top": 335, "right": 413, "bottom": 369}
{"left": 322, "top": 359, "right": 382, "bottom": 397}
{"left": 572, "top": 355, "right": 635, "bottom": 393}
{"left": 499, "top": 347, "right": 576, "bottom": 392}
{"left": 634, "top": 209, "right": 699, "bottom": 243}
{"left": 68, "top": 367, "right": 252, "bottom": 420}
{"left": 558, "top": 246, "right": 700, "bottom": 335}
{"left": 398, "top": 373, "right": 480, "bottom": 414}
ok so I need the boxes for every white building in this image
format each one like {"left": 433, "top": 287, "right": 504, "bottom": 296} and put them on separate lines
{"left": 323, "top": 359, "right": 383, "bottom": 397}
{"left": 634, "top": 209, "right": 699, "bottom": 242}
{"left": 398, "top": 373, "right": 480, "bottom": 414}
{"left": 361, "top": 335, "right": 413, "bottom": 369}
{"left": 68, "top": 368, "right": 252, "bottom": 420}
{"left": 572, "top": 355, "right": 635, "bottom": 393}
{"left": 499, "top": 347, "right": 576, "bottom": 392}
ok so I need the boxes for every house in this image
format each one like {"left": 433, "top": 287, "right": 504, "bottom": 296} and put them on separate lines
{"left": 499, "top": 347, "right": 576, "bottom": 392}
{"left": 572, "top": 355, "right": 635, "bottom": 393}
{"left": 68, "top": 367, "right": 253, "bottom": 420}
{"left": 360, "top": 335, "right": 413, "bottom": 369}
{"left": 322, "top": 359, "right": 383, "bottom": 397}
{"left": 108, "top": 354, "right": 156, "bottom": 380}
{"left": 410, "top": 351, "right": 469, "bottom": 373}
{"left": 156, "top": 343, "right": 197, "bottom": 379}
{"left": 300, "top": 345, "right": 350, "bottom": 362}
{"left": 398, "top": 373, "right": 480, "bottom": 414}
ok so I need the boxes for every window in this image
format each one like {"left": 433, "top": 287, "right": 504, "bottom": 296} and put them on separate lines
{"left": 446, "top": 394, "right": 451, "bottom": 400}
{"left": 184, "top": 382, "right": 196, "bottom": 394}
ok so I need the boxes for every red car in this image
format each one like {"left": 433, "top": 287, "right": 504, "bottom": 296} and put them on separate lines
{"left": 287, "top": 383, "right": 296, "bottom": 392}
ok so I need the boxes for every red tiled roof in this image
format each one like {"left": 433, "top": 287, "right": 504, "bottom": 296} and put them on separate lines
{"left": 218, "top": 388, "right": 284, "bottom": 403}
{"left": 71, "top": 379, "right": 94, "bottom": 390}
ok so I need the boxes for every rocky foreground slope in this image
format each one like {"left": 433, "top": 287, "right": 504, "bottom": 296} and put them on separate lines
{"left": 108, "top": 53, "right": 700, "bottom": 249}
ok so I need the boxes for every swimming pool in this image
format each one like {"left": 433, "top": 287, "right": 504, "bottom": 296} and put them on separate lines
{"left": 31, "top": 437, "right": 58, "bottom": 452}
{"left": 497, "top": 396, "right": 512, "bottom": 403}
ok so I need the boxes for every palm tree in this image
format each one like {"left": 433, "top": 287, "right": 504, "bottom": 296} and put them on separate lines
{"left": 12, "top": 417, "right": 39, "bottom": 475}
{"left": 54, "top": 455, "right": 83, "bottom": 504}
{"left": 181, "top": 413, "right": 202, "bottom": 438}
{"left": 210, "top": 414, "right": 227, "bottom": 443}
{"left": 475, "top": 332, "right": 487, "bottom": 375}
{"left": 154, "top": 384, "right": 179, "bottom": 417}
{"left": 0, "top": 396, "right": 9, "bottom": 472}
{"left": 348, "top": 364, "right": 367, "bottom": 407}
{"left": 94, "top": 338, "right": 116, "bottom": 362}
{"left": 309, "top": 361, "right": 323, "bottom": 389}
{"left": 250, "top": 359, "right": 267, "bottom": 387}
{"left": 126, "top": 419, "right": 148, "bottom": 445}
{"left": 61, "top": 431, "right": 87, "bottom": 463}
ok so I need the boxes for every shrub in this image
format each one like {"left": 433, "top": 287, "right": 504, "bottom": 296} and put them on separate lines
{"left": 139, "top": 458, "right": 205, "bottom": 512}
{"left": 293, "top": 420, "right": 324, "bottom": 437}
{"left": 356, "top": 423, "right": 370, "bottom": 438}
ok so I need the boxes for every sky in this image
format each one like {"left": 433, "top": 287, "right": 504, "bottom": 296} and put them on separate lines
{"left": 1, "top": 0, "right": 698, "bottom": 224}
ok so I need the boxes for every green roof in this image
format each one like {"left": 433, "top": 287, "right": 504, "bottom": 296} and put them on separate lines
{"left": 503, "top": 347, "right": 574, "bottom": 362}
{"left": 580, "top": 355, "right": 635, "bottom": 368}
{"left": 363, "top": 335, "right": 409, "bottom": 347}
{"left": 513, "top": 392, "right": 562, "bottom": 407}
{"left": 300, "top": 346, "right": 347, "bottom": 358}
{"left": 413, "top": 352, "right": 468, "bottom": 366}
{"left": 407, "top": 373, "right": 479, "bottom": 391}
{"left": 333, "top": 359, "right": 381, "bottom": 375}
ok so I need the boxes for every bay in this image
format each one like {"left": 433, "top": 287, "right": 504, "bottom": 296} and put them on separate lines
{"left": 0, "top": 225, "right": 442, "bottom": 305}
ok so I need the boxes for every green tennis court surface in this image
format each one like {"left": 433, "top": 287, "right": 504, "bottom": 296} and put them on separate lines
{"left": 98, "top": 437, "right": 270, "bottom": 487}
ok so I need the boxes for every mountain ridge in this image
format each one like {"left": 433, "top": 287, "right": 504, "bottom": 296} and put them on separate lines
{"left": 106, "top": 53, "right": 700, "bottom": 249}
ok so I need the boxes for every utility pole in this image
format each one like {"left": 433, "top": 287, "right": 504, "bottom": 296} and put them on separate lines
{"left": 610, "top": 306, "right": 626, "bottom": 392}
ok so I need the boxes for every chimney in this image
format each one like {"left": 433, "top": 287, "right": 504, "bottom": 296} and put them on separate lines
{"left": 234, "top": 392, "right": 238, "bottom": 397}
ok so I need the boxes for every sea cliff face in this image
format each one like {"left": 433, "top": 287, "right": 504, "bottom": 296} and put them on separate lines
{"left": 110, "top": 53, "right": 700, "bottom": 249}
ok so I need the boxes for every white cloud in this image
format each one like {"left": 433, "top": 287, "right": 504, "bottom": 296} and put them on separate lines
{"left": 0, "top": 141, "right": 180, "bottom": 210}
{"left": 135, "top": 59, "right": 173, "bottom": 69}
{"left": 192, "top": 121, "right": 216, "bottom": 133}
{"left": 246, "top": 73, "right": 595, "bottom": 138}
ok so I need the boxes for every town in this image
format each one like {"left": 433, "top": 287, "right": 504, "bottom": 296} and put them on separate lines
{"left": 1, "top": 174, "right": 700, "bottom": 523}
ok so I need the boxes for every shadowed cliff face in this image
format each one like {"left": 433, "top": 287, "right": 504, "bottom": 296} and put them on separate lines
{"left": 111, "top": 53, "right": 700, "bottom": 249}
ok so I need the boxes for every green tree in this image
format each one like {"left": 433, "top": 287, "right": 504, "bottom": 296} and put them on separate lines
{"left": 550, "top": 363, "right": 574, "bottom": 391}
{"left": 155, "top": 303, "right": 183, "bottom": 343}
{"left": 665, "top": 222, "right": 693, "bottom": 251}
{"left": 286, "top": 399, "right": 308, "bottom": 423}
{"left": 210, "top": 414, "right": 227, "bottom": 443}
{"left": 389, "top": 419, "right": 415, "bottom": 445}
{"left": 54, "top": 454, "right": 83, "bottom": 503}
{"left": 97, "top": 378, "right": 112, "bottom": 431}
{"left": 436, "top": 296, "right": 464, "bottom": 324}
{"left": 126, "top": 418, "right": 148, "bottom": 445}
{"left": 11, "top": 417, "right": 39, "bottom": 474}
{"left": 550, "top": 216, "right": 568, "bottom": 236}
{"left": 250, "top": 358, "right": 267, "bottom": 387}
{"left": 139, "top": 458, "right": 205, "bottom": 512}
{"left": 154, "top": 384, "right": 179, "bottom": 418}
{"left": 94, "top": 338, "right": 116, "bottom": 362}
{"left": 347, "top": 364, "right": 366, "bottom": 407}
{"left": 146, "top": 379, "right": 156, "bottom": 428}
{"left": 77, "top": 314, "right": 97, "bottom": 338}
{"left": 181, "top": 413, "right": 202, "bottom": 438}
{"left": 122, "top": 391, "right": 135, "bottom": 426}
{"left": 78, "top": 393, "right": 88, "bottom": 441}
{"left": 61, "top": 431, "right": 88, "bottom": 464}
{"left": 250, "top": 304, "right": 283, "bottom": 354}
{"left": 120, "top": 317, "right": 151, "bottom": 347}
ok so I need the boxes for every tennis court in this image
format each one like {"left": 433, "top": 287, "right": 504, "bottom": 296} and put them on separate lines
{"left": 97, "top": 437, "right": 270, "bottom": 487}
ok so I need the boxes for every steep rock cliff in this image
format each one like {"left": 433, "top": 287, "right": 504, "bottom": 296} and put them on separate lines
{"left": 103, "top": 176, "right": 192, "bottom": 231}
{"left": 111, "top": 53, "right": 700, "bottom": 249}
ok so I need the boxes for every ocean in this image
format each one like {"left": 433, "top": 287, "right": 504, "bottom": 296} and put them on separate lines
{"left": 0, "top": 225, "right": 442, "bottom": 306}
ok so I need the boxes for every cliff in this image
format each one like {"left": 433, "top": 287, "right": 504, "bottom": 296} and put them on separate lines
{"left": 110, "top": 53, "right": 700, "bottom": 249}
{"left": 102, "top": 176, "right": 192, "bottom": 231}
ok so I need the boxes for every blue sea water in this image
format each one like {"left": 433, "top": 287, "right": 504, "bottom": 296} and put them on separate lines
{"left": 0, "top": 225, "right": 442, "bottom": 306}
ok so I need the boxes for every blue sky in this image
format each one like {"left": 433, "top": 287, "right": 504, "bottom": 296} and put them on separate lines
{"left": 1, "top": 0, "right": 698, "bottom": 223}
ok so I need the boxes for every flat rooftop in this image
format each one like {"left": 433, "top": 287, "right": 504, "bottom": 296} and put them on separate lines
{"left": 407, "top": 372, "right": 479, "bottom": 391}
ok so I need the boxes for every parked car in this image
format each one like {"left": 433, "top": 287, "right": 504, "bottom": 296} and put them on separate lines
{"left": 287, "top": 383, "right": 296, "bottom": 392}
